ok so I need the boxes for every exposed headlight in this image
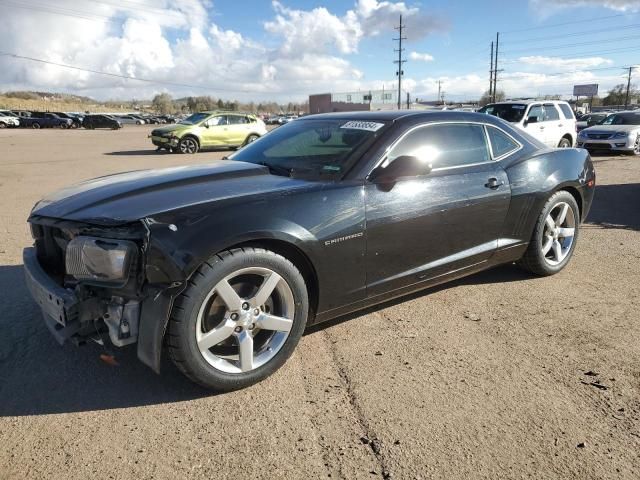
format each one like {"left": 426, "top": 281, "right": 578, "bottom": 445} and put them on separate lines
{"left": 578, "top": 130, "right": 587, "bottom": 138}
{"left": 613, "top": 131, "right": 630, "bottom": 138}
{"left": 66, "top": 236, "right": 136, "bottom": 286}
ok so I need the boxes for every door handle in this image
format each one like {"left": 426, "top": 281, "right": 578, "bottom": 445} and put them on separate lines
{"left": 539, "top": 126, "right": 545, "bottom": 130}
{"left": 558, "top": 123, "right": 563, "bottom": 127}
{"left": 485, "top": 177, "right": 504, "bottom": 189}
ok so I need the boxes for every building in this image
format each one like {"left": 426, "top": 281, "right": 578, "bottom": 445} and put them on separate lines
{"left": 309, "top": 89, "right": 404, "bottom": 114}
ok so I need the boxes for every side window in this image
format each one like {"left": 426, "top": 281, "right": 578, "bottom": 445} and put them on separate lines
{"left": 527, "top": 105, "right": 543, "bottom": 122}
{"left": 386, "top": 123, "right": 490, "bottom": 170}
{"left": 208, "top": 116, "right": 227, "bottom": 126}
{"left": 487, "top": 126, "right": 520, "bottom": 158}
{"left": 558, "top": 103, "right": 574, "bottom": 120}
{"left": 543, "top": 104, "right": 560, "bottom": 121}
{"left": 246, "top": 116, "right": 256, "bottom": 124}
{"left": 228, "top": 115, "right": 248, "bottom": 125}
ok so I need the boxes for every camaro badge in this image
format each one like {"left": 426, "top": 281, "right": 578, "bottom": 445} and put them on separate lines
{"left": 324, "top": 232, "right": 364, "bottom": 246}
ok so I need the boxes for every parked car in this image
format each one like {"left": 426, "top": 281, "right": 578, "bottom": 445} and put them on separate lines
{"left": 576, "top": 110, "right": 640, "bottom": 155}
{"left": 478, "top": 100, "right": 576, "bottom": 148}
{"left": 0, "top": 111, "right": 20, "bottom": 128}
{"left": 150, "top": 111, "right": 267, "bottom": 153}
{"left": 24, "top": 111, "right": 595, "bottom": 390}
{"left": 265, "top": 115, "right": 282, "bottom": 125}
{"left": 576, "top": 112, "right": 610, "bottom": 132}
{"left": 114, "top": 114, "right": 145, "bottom": 125}
{"left": 20, "top": 113, "right": 73, "bottom": 129}
{"left": 281, "top": 114, "right": 298, "bottom": 124}
{"left": 53, "top": 112, "right": 83, "bottom": 129}
{"left": 82, "top": 114, "right": 122, "bottom": 130}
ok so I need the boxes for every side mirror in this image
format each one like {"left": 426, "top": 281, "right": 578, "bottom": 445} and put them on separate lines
{"left": 370, "top": 155, "right": 432, "bottom": 183}
{"left": 525, "top": 116, "right": 538, "bottom": 126}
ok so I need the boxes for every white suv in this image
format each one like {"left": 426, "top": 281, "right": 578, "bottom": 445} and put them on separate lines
{"left": 479, "top": 100, "right": 576, "bottom": 148}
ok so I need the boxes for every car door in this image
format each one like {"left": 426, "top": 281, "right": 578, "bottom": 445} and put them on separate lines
{"left": 543, "top": 103, "right": 563, "bottom": 147}
{"left": 199, "top": 115, "right": 229, "bottom": 147}
{"left": 524, "top": 104, "right": 549, "bottom": 145}
{"left": 226, "top": 114, "right": 250, "bottom": 144}
{"left": 364, "top": 122, "right": 512, "bottom": 297}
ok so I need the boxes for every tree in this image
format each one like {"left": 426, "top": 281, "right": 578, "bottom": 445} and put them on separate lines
{"left": 152, "top": 93, "right": 173, "bottom": 114}
{"left": 479, "top": 89, "right": 505, "bottom": 106}
{"left": 602, "top": 83, "right": 639, "bottom": 106}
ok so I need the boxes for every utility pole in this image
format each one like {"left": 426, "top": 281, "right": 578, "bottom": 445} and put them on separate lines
{"left": 406, "top": 92, "right": 410, "bottom": 109}
{"left": 437, "top": 80, "right": 443, "bottom": 105}
{"left": 492, "top": 32, "right": 499, "bottom": 102}
{"left": 394, "top": 14, "right": 407, "bottom": 110}
{"left": 625, "top": 66, "right": 634, "bottom": 108}
{"left": 489, "top": 41, "right": 494, "bottom": 100}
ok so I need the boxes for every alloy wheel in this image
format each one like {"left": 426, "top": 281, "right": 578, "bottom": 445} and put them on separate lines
{"left": 634, "top": 135, "right": 640, "bottom": 155}
{"left": 195, "top": 267, "right": 295, "bottom": 374}
{"left": 541, "top": 202, "right": 576, "bottom": 266}
{"left": 180, "top": 138, "right": 198, "bottom": 154}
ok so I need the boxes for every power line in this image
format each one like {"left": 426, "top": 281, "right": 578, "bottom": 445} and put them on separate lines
{"left": 502, "top": 34, "right": 640, "bottom": 55}
{"left": 0, "top": 51, "right": 306, "bottom": 95}
{"left": 501, "top": 12, "right": 636, "bottom": 34}
{"left": 505, "top": 22, "right": 640, "bottom": 45}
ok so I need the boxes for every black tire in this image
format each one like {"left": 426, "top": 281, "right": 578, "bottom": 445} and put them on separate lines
{"left": 178, "top": 136, "right": 199, "bottom": 154}
{"left": 518, "top": 190, "right": 580, "bottom": 276}
{"left": 0, "top": 123, "right": 6, "bottom": 129}
{"left": 32, "top": 122, "right": 41, "bottom": 129}
{"left": 243, "top": 133, "right": 260, "bottom": 146}
{"left": 167, "top": 247, "right": 309, "bottom": 391}
{"left": 557, "top": 137, "right": 572, "bottom": 148}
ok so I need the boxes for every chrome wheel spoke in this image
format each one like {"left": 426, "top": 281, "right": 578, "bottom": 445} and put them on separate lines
{"left": 215, "top": 278, "right": 243, "bottom": 311}
{"left": 542, "top": 236, "right": 554, "bottom": 255}
{"left": 198, "top": 319, "right": 235, "bottom": 351}
{"left": 545, "top": 215, "right": 555, "bottom": 232}
{"left": 552, "top": 240, "right": 564, "bottom": 262}
{"left": 557, "top": 227, "right": 575, "bottom": 238}
{"left": 555, "top": 204, "right": 569, "bottom": 226}
{"left": 237, "top": 330, "right": 254, "bottom": 372}
{"left": 252, "top": 272, "right": 282, "bottom": 307}
{"left": 257, "top": 313, "right": 293, "bottom": 332}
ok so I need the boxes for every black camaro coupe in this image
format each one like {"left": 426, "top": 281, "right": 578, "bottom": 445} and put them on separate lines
{"left": 24, "top": 111, "right": 595, "bottom": 390}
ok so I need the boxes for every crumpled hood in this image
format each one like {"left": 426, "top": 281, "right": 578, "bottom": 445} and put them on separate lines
{"left": 30, "top": 160, "right": 307, "bottom": 226}
{"left": 150, "top": 124, "right": 189, "bottom": 136}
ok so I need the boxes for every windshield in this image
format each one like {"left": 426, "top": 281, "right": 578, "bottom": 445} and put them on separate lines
{"left": 598, "top": 112, "right": 640, "bottom": 125}
{"left": 478, "top": 103, "right": 527, "bottom": 123}
{"left": 179, "top": 112, "right": 210, "bottom": 125}
{"left": 229, "top": 118, "right": 387, "bottom": 180}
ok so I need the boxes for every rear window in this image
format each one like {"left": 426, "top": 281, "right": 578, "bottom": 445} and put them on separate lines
{"left": 558, "top": 103, "right": 574, "bottom": 120}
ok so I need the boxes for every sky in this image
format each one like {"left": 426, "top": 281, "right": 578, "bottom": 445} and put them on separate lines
{"left": 1, "top": 0, "right": 640, "bottom": 103}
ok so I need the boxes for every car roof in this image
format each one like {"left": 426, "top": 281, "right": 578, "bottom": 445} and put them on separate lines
{"left": 298, "top": 110, "right": 505, "bottom": 123}
{"left": 490, "top": 99, "right": 571, "bottom": 105}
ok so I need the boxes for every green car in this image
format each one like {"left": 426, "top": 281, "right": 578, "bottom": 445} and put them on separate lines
{"left": 150, "top": 111, "right": 268, "bottom": 154}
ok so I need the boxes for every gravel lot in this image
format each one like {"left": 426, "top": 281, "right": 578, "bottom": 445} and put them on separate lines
{"left": 0, "top": 126, "right": 639, "bottom": 479}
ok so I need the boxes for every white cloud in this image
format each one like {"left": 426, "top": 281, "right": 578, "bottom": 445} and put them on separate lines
{"left": 518, "top": 56, "right": 613, "bottom": 70}
{"left": 530, "top": 0, "right": 640, "bottom": 13}
{"left": 0, "top": 0, "right": 447, "bottom": 101}
{"left": 409, "top": 52, "right": 434, "bottom": 62}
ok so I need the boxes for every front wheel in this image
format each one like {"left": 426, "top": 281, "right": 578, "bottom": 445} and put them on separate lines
{"left": 32, "top": 123, "right": 41, "bottom": 129}
{"left": 167, "top": 247, "right": 309, "bottom": 391}
{"left": 518, "top": 191, "right": 580, "bottom": 276}
{"left": 178, "top": 136, "right": 199, "bottom": 154}
{"left": 557, "top": 137, "right": 572, "bottom": 148}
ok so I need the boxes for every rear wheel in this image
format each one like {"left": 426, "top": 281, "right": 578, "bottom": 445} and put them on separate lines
{"left": 0, "top": 123, "right": 6, "bottom": 129}
{"left": 557, "top": 137, "right": 571, "bottom": 148}
{"left": 518, "top": 191, "right": 580, "bottom": 276}
{"left": 179, "top": 136, "right": 199, "bottom": 154}
{"left": 32, "top": 122, "right": 41, "bottom": 129}
{"left": 167, "top": 247, "right": 308, "bottom": 391}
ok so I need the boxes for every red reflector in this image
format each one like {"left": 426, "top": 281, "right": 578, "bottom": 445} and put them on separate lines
{"left": 587, "top": 179, "right": 595, "bottom": 187}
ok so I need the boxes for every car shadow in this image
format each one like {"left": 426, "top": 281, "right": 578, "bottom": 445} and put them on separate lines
{"left": 0, "top": 265, "right": 211, "bottom": 417}
{"left": 586, "top": 183, "right": 640, "bottom": 231}
{"left": 104, "top": 150, "right": 172, "bottom": 156}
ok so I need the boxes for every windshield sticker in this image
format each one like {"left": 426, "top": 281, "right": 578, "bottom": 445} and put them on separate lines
{"left": 340, "top": 121, "right": 385, "bottom": 132}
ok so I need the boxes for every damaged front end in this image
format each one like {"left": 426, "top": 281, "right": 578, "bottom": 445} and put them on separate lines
{"left": 24, "top": 215, "right": 185, "bottom": 373}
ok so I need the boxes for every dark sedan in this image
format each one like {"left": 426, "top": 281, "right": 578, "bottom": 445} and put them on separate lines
{"left": 82, "top": 114, "right": 122, "bottom": 130}
{"left": 24, "top": 111, "right": 595, "bottom": 391}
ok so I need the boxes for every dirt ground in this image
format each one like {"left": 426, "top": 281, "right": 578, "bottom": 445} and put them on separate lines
{"left": 0, "top": 126, "right": 638, "bottom": 480}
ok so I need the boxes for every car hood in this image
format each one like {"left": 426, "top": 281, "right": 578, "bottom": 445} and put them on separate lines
{"left": 150, "top": 124, "right": 190, "bottom": 136}
{"left": 582, "top": 124, "right": 640, "bottom": 133}
{"left": 30, "top": 161, "right": 310, "bottom": 226}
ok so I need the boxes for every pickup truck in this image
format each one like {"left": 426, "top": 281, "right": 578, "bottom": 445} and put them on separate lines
{"left": 20, "top": 113, "right": 73, "bottom": 129}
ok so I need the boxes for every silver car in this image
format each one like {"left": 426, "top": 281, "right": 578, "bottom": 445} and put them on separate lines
{"left": 576, "top": 111, "right": 640, "bottom": 155}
